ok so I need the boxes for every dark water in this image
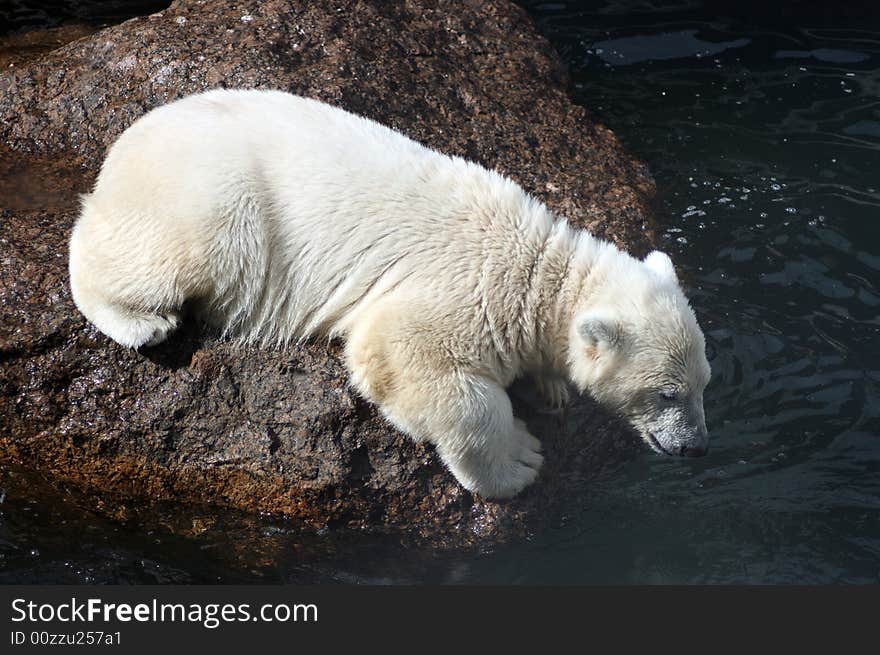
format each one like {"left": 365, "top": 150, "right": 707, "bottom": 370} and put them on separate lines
{"left": 0, "top": 0, "right": 171, "bottom": 34}
{"left": 513, "top": 0, "right": 880, "bottom": 583}
{"left": 2, "top": 1, "right": 879, "bottom": 584}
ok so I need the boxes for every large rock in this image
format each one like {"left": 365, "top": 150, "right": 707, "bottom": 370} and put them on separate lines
{"left": 0, "top": 0, "right": 656, "bottom": 546}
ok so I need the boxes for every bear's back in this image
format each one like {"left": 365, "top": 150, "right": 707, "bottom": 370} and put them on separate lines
{"left": 85, "top": 89, "right": 553, "bottom": 344}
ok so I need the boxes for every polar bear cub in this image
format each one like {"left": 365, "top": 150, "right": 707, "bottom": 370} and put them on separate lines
{"left": 69, "top": 89, "right": 711, "bottom": 499}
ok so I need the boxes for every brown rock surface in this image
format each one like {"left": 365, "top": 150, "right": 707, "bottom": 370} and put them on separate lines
{"left": 0, "top": 0, "right": 656, "bottom": 546}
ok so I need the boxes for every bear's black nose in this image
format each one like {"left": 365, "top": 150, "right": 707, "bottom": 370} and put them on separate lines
{"left": 681, "top": 445, "right": 708, "bottom": 457}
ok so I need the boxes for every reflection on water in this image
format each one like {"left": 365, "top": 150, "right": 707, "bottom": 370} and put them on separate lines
{"left": 1, "top": 0, "right": 879, "bottom": 583}
{"left": 591, "top": 30, "right": 751, "bottom": 65}
{"left": 510, "top": 0, "right": 880, "bottom": 583}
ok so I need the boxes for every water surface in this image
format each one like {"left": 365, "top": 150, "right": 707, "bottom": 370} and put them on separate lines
{"left": 511, "top": 0, "right": 880, "bottom": 583}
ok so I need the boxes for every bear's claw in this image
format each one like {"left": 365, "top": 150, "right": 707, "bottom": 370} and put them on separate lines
{"left": 534, "top": 375, "right": 570, "bottom": 411}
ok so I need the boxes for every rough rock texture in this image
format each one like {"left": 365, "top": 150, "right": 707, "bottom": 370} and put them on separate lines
{"left": 0, "top": 0, "right": 657, "bottom": 546}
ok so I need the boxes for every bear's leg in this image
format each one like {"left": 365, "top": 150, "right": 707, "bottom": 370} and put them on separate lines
{"left": 381, "top": 368, "right": 544, "bottom": 499}
{"left": 428, "top": 378, "right": 544, "bottom": 499}
{"left": 69, "top": 245, "right": 183, "bottom": 349}
{"left": 70, "top": 281, "right": 182, "bottom": 349}
{"left": 345, "top": 313, "right": 544, "bottom": 498}
{"left": 88, "top": 302, "right": 181, "bottom": 349}
{"left": 69, "top": 208, "right": 201, "bottom": 349}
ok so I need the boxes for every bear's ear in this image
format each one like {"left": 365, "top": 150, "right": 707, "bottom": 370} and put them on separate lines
{"left": 576, "top": 312, "right": 622, "bottom": 350}
{"left": 644, "top": 250, "right": 677, "bottom": 282}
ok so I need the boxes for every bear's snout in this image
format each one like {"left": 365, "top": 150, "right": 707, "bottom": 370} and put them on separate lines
{"left": 678, "top": 424, "right": 709, "bottom": 457}
{"left": 648, "top": 423, "right": 709, "bottom": 458}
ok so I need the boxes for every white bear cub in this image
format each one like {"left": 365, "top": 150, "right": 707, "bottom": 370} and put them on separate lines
{"left": 70, "top": 89, "right": 711, "bottom": 499}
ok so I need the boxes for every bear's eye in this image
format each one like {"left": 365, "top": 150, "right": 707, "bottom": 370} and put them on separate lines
{"left": 658, "top": 389, "right": 678, "bottom": 402}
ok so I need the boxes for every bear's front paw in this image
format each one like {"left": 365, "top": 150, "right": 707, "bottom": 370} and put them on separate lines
{"left": 535, "top": 375, "right": 570, "bottom": 411}
{"left": 460, "top": 419, "right": 544, "bottom": 500}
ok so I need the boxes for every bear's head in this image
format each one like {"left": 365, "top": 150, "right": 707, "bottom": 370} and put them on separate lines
{"left": 567, "top": 250, "right": 711, "bottom": 457}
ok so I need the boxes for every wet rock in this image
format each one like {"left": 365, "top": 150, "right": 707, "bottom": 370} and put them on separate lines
{"left": 0, "top": 0, "right": 656, "bottom": 546}
{"left": 0, "top": 24, "right": 100, "bottom": 69}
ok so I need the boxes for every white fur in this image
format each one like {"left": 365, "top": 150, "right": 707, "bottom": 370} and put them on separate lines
{"left": 69, "top": 89, "right": 711, "bottom": 499}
